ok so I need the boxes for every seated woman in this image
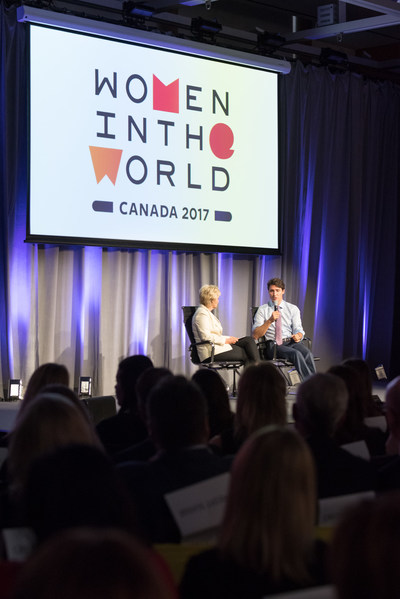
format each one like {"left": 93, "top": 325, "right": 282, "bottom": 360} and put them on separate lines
{"left": 328, "top": 363, "right": 387, "bottom": 457}
{"left": 192, "top": 368, "right": 234, "bottom": 440}
{"left": 180, "top": 426, "right": 328, "bottom": 599}
{"left": 192, "top": 285, "right": 258, "bottom": 366}
{"left": 0, "top": 363, "right": 70, "bottom": 449}
{"left": 1, "top": 392, "right": 101, "bottom": 527}
{"left": 330, "top": 493, "right": 400, "bottom": 599}
{"left": 342, "top": 357, "right": 385, "bottom": 417}
{"left": 209, "top": 361, "right": 287, "bottom": 455}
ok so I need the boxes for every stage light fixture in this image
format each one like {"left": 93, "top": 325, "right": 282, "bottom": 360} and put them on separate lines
{"left": 8, "top": 379, "right": 23, "bottom": 401}
{"left": 320, "top": 47, "right": 348, "bottom": 67}
{"left": 375, "top": 364, "right": 387, "bottom": 380}
{"left": 79, "top": 376, "right": 92, "bottom": 397}
{"left": 123, "top": 1, "right": 155, "bottom": 18}
{"left": 181, "top": 0, "right": 217, "bottom": 5}
{"left": 256, "top": 30, "right": 286, "bottom": 55}
{"left": 191, "top": 16, "right": 222, "bottom": 37}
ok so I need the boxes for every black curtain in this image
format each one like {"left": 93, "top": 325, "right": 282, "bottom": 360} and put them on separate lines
{"left": 280, "top": 62, "right": 400, "bottom": 375}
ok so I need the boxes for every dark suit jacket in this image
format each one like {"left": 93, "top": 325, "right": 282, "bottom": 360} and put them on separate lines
{"left": 375, "top": 455, "right": 400, "bottom": 492}
{"left": 306, "top": 434, "right": 376, "bottom": 498}
{"left": 117, "top": 446, "right": 232, "bottom": 543}
{"left": 96, "top": 410, "right": 147, "bottom": 456}
{"left": 113, "top": 437, "right": 156, "bottom": 464}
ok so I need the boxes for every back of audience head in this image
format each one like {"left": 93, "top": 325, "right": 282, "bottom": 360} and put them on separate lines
{"left": 22, "top": 444, "right": 139, "bottom": 545}
{"left": 17, "top": 362, "right": 69, "bottom": 421}
{"left": 294, "top": 372, "right": 348, "bottom": 438}
{"left": 136, "top": 367, "right": 172, "bottom": 425}
{"left": 235, "top": 362, "right": 287, "bottom": 441}
{"left": 13, "top": 527, "right": 175, "bottom": 599}
{"left": 191, "top": 369, "right": 233, "bottom": 438}
{"left": 8, "top": 393, "right": 100, "bottom": 495}
{"left": 331, "top": 493, "right": 400, "bottom": 599}
{"left": 342, "top": 357, "right": 384, "bottom": 417}
{"left": 385, "top": 376, "right": 400, "bottom": 448}
{"left": 115, "top": 354, "right": 153, "bottom": 412}
{"left": 147, "top": 375, "right": 208, "bottom": 451}
{"left": 37, "top": 383, "right": 91, "bottom": 423}
{"left": 219, "top": 426, "right": 316, "bottom": 583}
{"left": 328, "top": 364, "right": 365, "bottom": 435}
{"left": 385, "top": 375, "right": 400, "bottom": 417}
{"left": 342, "top": 358, "right": 372, "bottom": 397}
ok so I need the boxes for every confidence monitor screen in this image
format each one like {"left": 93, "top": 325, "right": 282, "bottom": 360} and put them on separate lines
{"left": 27, "top": 19, "right": 280, "bottom": 253}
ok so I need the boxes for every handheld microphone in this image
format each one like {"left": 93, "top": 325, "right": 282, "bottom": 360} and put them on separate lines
{"left": 274, "top": 304, "right": 278, "bottom": 312}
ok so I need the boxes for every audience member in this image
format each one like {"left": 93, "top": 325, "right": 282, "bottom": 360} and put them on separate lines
{"left": 342, "top": 357, "right": 385, "bottom": 416}
{"left": 210, "top": 361, "right": 287, "bottom": 454}
{"left": 96, "top": 354, "right": 153, "bottom": 455}
{"left": 0, "top": 384, "right": 90, "bottom": 480}
{"left": 1, "top": 393, "right": 100, "bottom": 526}
{"left": 0, "top": 560, "right": 22, "bottom": 599}
{"left": 37, "top": 383, "right": 92, "bottom": 424}
{"left": 374, "top": 376, "right": 400, "bottom": 491}
{"left": 18, "top": 363, "right": 69, "bottom": 413}
{"left": 294, "top": 373, "right": 376, "bottom": 498}
{"left": 21, "top": 444, "right": 140, "bottom": 545}
{"left": 12, "top": 528, "right": 177, "bottom": 599}
{"left": 0, "top": 363, "right": 70, "bottom": 451}
{"left": 330, "top": 493, "right": 400, "bottom": 599}
{"left": 114, "top": 367, "right": 172, "bottom": 463}
{"left": 383, "top": 375, "right": 400, "bottom": 456}
{"left": 328, "top": 364, "right": 386, "bottom": 456}
{"left": 117, "top": 375, "right": 232, "bottom": 543}
{"left": 192, "top": 368, "right": 234, "bottom": 439}
{"left": 180, "top": 426, "right": 328, "bottom": 598}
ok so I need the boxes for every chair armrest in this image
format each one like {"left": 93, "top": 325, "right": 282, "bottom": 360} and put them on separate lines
{"left": 189, "top": 340, "right": 216, "bottom": 362}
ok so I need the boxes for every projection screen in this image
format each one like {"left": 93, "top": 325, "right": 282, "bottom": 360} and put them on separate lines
{"left": 21, "top": 7, "right": 289, "bottom": 253}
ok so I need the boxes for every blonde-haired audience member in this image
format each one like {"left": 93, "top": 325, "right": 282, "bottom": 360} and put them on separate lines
{"left": 181, "top": 426, "right": 328, "bottom": 598}
{"left": 330, "top": 493, "right": 400, "bottom": 599}
{"left": 16, "top": 363, "right": 69, "bottom": 422}
{"left": 3, "top": 393, "right": 101, "bottom": 525}
{"left": 210, "top": 361, "right": 287, "bottom": 455}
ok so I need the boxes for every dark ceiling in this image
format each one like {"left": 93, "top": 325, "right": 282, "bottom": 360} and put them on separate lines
{"left": 15, "top": 0, "right": 400, "bottom": 80}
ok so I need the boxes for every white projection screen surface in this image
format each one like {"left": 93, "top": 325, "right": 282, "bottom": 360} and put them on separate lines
{"left": 27, "top": 17, "right": 281, "bottom": 253}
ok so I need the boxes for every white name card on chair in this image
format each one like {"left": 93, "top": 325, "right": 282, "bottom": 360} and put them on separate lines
{"left": 2, "top": 527, "right": 36, "bottom": 562}
{"left": 364, "top": 415, "right": 387, "bottom": 432}
{"left": 164, "top": 473, "right": 230, "bottom": 539}
{"left": 318, "top": 490, "right": 375, "bottom": 526}
{"left": 341, "top": 440, "right": 370, "bottom": 460}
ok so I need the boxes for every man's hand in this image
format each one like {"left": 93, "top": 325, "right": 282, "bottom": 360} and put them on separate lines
{"left": 270, "top": 310, "right": 280, "bottom": 322}
{"left": 292, "top": 332, "right": 302, "bottom": 343}
{"left": 226, "top": 336, "right": 239, "bottom": 344}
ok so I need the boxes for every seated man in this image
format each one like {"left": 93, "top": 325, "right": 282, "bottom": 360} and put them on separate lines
{"left": 252, "top": 277, "right": 316, "bottom": 380}
{"left": 117, "top": 375, "right": 232, "bottom": 543}
{"left": 96, "top": 354, "right": 153, "bottom": 456}
{"left": 293, "top": 373, "right": 376, "bottom": 498}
